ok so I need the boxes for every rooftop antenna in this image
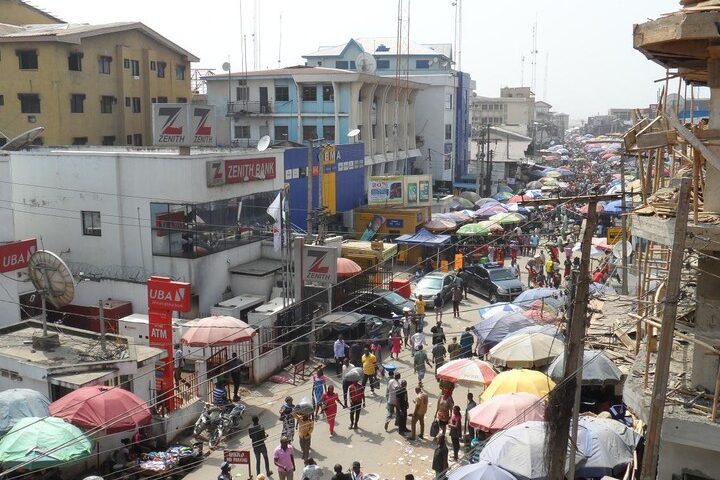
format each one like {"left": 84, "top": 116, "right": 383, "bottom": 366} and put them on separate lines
{"left": 520, "top": 55, "right": 525, "bottom": 86}
{"left": 277, "top": 12, "right": 282, "bottom": 67}
{"left": 27, "top": 250, "right": 75, "bottom": 349}
{"left": 0, "top": 127, "right": 44, "bottom": 151}
{"left": 543, "top": 51, "right": 549, "bottom": 101}
{"left": 531, "top": 17, "right": 538, "bottom": 94}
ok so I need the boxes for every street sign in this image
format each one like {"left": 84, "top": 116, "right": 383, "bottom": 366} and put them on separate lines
{"left": 224, "top": 450, "right": 251, "bottom": 464}
{"left": 607, "top": 227, "right": 626, "bottom": 245}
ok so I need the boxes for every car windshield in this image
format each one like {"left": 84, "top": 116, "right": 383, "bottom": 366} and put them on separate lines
{"left": 489, "top": 269, "right": 517, "bottom": 281}
{"left": 418, "top": 277, "right": 443, "bottom": 290}
{"left": 382, "top": 291, "right": 407, "bottom": 305}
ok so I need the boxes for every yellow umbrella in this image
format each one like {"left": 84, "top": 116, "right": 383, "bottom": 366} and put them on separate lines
{"left": 481, "top": 369, "right": 556, "bottom": 401}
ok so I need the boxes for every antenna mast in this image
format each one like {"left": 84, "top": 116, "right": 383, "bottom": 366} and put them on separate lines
{"left": 520, "top": 55, "right": 525, "bottom": 86}
{"left": 531, "top": 18, "right": 538, "bottom": 94}
{"left": 543, "top": 51, "right": 549, "bottom": 100}
{"left": 278, "top": 13, "right": 282, "bottom": 67}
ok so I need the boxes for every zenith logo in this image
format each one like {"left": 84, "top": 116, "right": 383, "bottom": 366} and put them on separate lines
{"left": 193, "top": 107, "right": 212, "bottom": 137}
{"left": 307, "top": 250, "right": 329, "bottom": 274}
{"left": 159, "top": 107, "right": 184, "bottom": 135}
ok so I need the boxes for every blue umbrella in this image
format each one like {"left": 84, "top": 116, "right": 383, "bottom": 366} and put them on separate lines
{"left": 474, "top": 312, "right": 535, "bottom": 346}
{"left": 449, "top": 461, "right": 518, "bottom": 480}
{"left": 576, "top": 416, "right": 641, "bottom": 478}
{"left": 479, "top": 303, "right": 524, "bottom": 320}
{"left": 494, "top": 191, "right": 513, "bottom": 202}
{"left": 603, "top": 200, "right": 623, "bottom": 215}
{"left": 497, "top": 185, "right": 513, "bottom": 194}
{"left": 512, "top": 288, "right": 564, "bottom": 309}
{"left": 0, "top": 389, "right": 50, "bottom": 435}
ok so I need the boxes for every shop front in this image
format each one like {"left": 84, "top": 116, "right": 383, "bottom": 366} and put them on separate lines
{"left": 354, "top": 205, "right": 431, "bottom": 239}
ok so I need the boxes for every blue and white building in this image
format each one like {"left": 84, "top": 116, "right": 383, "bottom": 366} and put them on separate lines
{"left": 302, "top": 37, "right": 475, "bottom": 190}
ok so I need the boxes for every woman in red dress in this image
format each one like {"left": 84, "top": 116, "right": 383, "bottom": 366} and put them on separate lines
{"left": 390, "top": 332, "right": 402, "bottom": 360}
{"left": 320, "top": 385, "right": 346, "bottom": 435}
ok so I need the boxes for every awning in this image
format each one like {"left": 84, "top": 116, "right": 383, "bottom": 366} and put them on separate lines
{"left": 229, "top": 258, "right": 282, "bottom": 276}
{"left": 50, "top": 370, "right": 117, "bottom": 389}
{"left": 395, "top": 228, "right": 451, "bottom": 246}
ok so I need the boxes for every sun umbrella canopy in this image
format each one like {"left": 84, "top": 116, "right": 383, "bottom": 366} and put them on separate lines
{"left": 458, "top": 222, "right": 495, "bottom": 236}
{"left": 460, "top": 191, "right": 482, "bottom": 203}
{"left": 50, "top": 386, "right": 151, "bottom": 433}
{"left": 475, "top": 197, "right": 501, "bottom": 208}
{"left": 0, "top": 417, "right": 92, "bottom": 469}
{"left": 493, "top": 191, "right": 513, "bottom": 202}
{"left": 481, "top": 369, "right": 556, "bottom": 401}
{"left": 603, "top": 199, "right": 624, "bottom": 215}
{"left": 488, "top": 334, "right": 564, "bottom": 368}
{"left": 474, "top": 312, "right": 535, "bottom": 346}
{"left": 182, "top": 315, "right": 255, "bottom": 346}
{"left": 479, "top": 421, "right": 585, "bottom": 480}
{"left": 479, "top": 302, "right": 524, "bottom": 320}
{"left": 450, "top": 196, "right": 476, "bottom": 210}
{"left": 576, "top": 416, "right": 641, "bottom": 478}
{"left": 544, "top": 170, "right": 562, "bottom": 178}
{"left": 0, "top": 389, "right": 50, "bottom": 435}
{"left": 475, "top": 204, "right": 508, "bottom": 217}
{"left": 343, "top": 366, "right": 363, "bottom": 383}
{"left": 540, "top": 177, "right": 558, "bottom": 186}
{"left": 521, "top": 308, "right": 560, "bottom": 324}
{"left": 507, "top": 194, "right": 532, "bottom": 203}
{"left": 449, "top": 461, "right": 518, "bottom": 480}
{"left": 337, "top": 257, "right": 362, "bottom": 276}
{"left": 489, "top": 212, "right": 527, "bottom": 224}
{"left": 506, "top": 324, "right": 565, "bottom": 342}
{"left": 424, "top": 218, "right": 457, "bottom": 231}
{"left": 526, "top": 181, "right": 542, "bottom": 189}
{"left": 497, "top": 185, "right": 514, "bottom": 194}
{"left": 436, "top": 359, "right": 497, "bottom": 388}
{"left": 468, "top": 392, "right": 546, "bottom": 432}
{"left": 505, "top": 203, "right": 530, "bottom": 214}
{"left": 547, "top": 350, "right": 623, "bottom": 386}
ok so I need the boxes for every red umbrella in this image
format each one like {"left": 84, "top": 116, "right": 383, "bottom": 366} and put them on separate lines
{"left": 182, "top": 315, "right": 255, "bottom": 346}
{"left": 50, "top": 386, "right": 151, "bottom": 433}
{"left": 337, "top": 257, "right": 362, "bottom": 277}
{"left": 468, "top": 392, "right": 546, "bottom": 432}
{"left": 508, "top": 194, "right": 532, "bottom": 203}
{"left": 522, "top": 308, "right": 559, "bottom": 324}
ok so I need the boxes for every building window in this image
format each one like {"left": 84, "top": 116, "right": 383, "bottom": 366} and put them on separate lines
{"left": 303, "top": 125, "right": 317, "bottom": 141}
{"left": 275, "top": 86, "right": 289, "bottom": 101}
{"left": 322, "top": 85, "right": 334, "bottom": 102}
{"left": 301, "top": 85, "right": 317, "bottom": 102}
{"left": 236, "top": 86, "right": 249, "bottom": 101}
{"left": 126, "top": 134, "right": 133, "bottom": 145}
{"left": 445, "top": 124, "right": 452, "bottom": 140}
{"left": 100, "top": 95, "right": 114, "bottom": 114}
{"left": 72, "top": 137, "right": 88, "bottom": 145}
{"left": 98, "top": 55, "right": 112, "bottom": 74}
{"left": 68, "top": 52, "right": 83, "bottom": 71}
{"left": 415, "top": 59, "right": 430, "bottom": 69}
{"left": 376, "top": 59, "right": 390, "bottom": 70}
{"left": 274, "top": 125, "right": 289, "bottom": 140}
{"left": 129, "top": 59, "right": 140, "bottom": 76}
{"left": 16, "top": 49, "right": 38, "bottom": 69}
{"left": 125, "top": 97, "right": 131, "bottom": 107}
{"left": 349, "top": 61, "right": 356, "bottom": 69}
{"left": 335, "top": 60, "right": 349, "bottom": 69}
{"left": 157, "top": 61, "right": 166, "bottom": 78}
{"left": 175, "top": 65, "right": 186, "bottom": 80}
{"left": 150, "top": 60, "right": 156, "bottom": 71}
{"left": 157, "top": 96, "right": 168, "bottom": 103}
{"left": 18, "top": 93, "right": 40, "bottom": 113}
{"left": 0, "top": 95, "right": 4, "bottom": 106}
{"left": 445, "top": 93, "right": 453, "bottom": 109}
{"left": 177, "top": 97, "right": 188, "bottom": 103}
{"left": 131, "top": 97, "right": 141, "bottom": 113}
{"left": 133, "top": 133, "right": 143, "bottom": 146}
{"left": 323, "top": 125, "right": 335, "bottom": 142}
{"left": 82, "top": 211, "right": 101, "bottom": 236}
{"left": 102, "top": 136, "right": 116, "bottom": 146}
{"left": 234, "top": 125, "right": 250, "bottom": 138}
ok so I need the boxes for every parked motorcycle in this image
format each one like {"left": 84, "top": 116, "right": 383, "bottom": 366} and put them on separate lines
{"left": 193, "top": 403, "right": 224, "bottom": 449}
{"left": 219, "top": 401, "right": 247, "bottom": 437}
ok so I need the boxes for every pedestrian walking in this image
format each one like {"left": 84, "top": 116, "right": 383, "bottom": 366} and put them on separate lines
{"left": 430, "top": 320, "right": 446, "bottom": 345}
{"left": 464, "top": 392, "right": 476, "bottom": 442}
{"left": 303, "top": 458, "right": 321, "bottom": 480}
{"left": 332, "top": 464, "right": 350, "bottom": 480}
{"left": 414, "top": 295, "right": 426, "bottom": 329}
{"left": 348, "top": 378, "right": 365, "bottom": 429}
{"left": 433, "top": 293, "right": 444, "bottom": 322}
{"left": 311, "top": 366, "right": 327, "bottom": 416}
{"left": 432, "top": 435, "right": 449, "bottom": 480}
{"left": 432, "top": 341, "right": 447, "bottom": 373}
{"left": 370, "top": 338, "right": 384, "bottom": 376}
{"left": 530, "top": 232, "right": 539, "bottom": 256}
{"left": 273, "top": 437, "right": 296, "bottom": 480}
{"left": 279, "top": 397, "right": 296, "bottom": 442}
{"left": 413, "top": 345, "right": 433, "bottom": 382}
{"left": 459, "top": 328, "right": 474, "bottom": 358}
{"left": 447, "top": 336, "right": 460, "bottom": 360}
{"left": 390, "top": 331, "right": 402, "bottom": 360}
{"left": 249, "top": 416, "right": 272, "bottom": 476}
{"left": 451, "top": 284, "right": 462, "bottom": 318}
{"left": 350, "top": 461, "right": 364, "bottom": 480}
{"left": 457, "top": 268, "right": 470, "bottom": 299}
{"left": 341, "top": 358, "right": 352, "bottom": 405}
{"left": 411, "top": 329, "right": 426, "bottom": 357}
{"left": 435, "top": 389, "right": 454, "bottom": 436}
{"left": 509, "top": 258, "right": 521, "bottom": 281}
{"left": 385, "top": 372, "right": 399, "bottom": 430}
{"left": 448, "top": 406, "right": 462, "bottom": 460}
{"left": 293, "top": 411, "right": 314, "bottom": 461}
{"left": 227, "top": 353, "right": 242, "bottom": 401}
{"left": 409, "top": 386, "right": 429, "bottom": 440}
{"left": 396, "top": 379, "right": 410, "bottom": 435}
{"left": 402, "top": 308, "right": 412, "bottom": 348}
{"left": 173, "top": 344, "right": 183, "bottom": 387}
{"left": 349, "top": 341, "right": 363, "bottom": 368}
{"left": 218, "top": 462, "right": 232, "bottom": 480}
{"left": 333, "top": 335, "right": 348, "bottom": 376}
{"left": 361, "top": 348, "right": 377, "bottom": 394}
{"left": 319, "top": 385, "right": 346, "bottom": 436}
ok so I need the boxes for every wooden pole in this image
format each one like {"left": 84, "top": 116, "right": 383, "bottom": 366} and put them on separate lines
{"left": 640, "top": 177, "right": 692, "bottom": 480}
{"left": 712, "top": 361, "right": 720, "bottom": 422}
{"left": 693, "top": 149, "right": 700, "bottom": 224}
{"left": 620, "top": 155, "right": 629, "bottom": 295}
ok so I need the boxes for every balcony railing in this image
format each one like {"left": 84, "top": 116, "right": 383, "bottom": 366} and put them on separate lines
{"left": 227, "top": 101, "right": 273, "bottom": 115}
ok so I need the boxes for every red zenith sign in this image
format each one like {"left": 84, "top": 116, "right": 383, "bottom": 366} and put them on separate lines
{"left": 224, "top": 157, "right": 276, "bottom": 184}
{"left": 0, "top": 238, "right": 37, "bottom": 273}
{"left": 147, "top": 276, "right": 192, "bottom": 312}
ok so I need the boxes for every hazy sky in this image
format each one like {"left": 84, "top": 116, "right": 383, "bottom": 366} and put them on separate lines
{"left": 45, "top": 0, "right": 684, "bottom": 120}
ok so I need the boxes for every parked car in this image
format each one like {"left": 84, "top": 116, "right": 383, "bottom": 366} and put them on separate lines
{"left": 312, "top": 312, "right": 392, "bottom": 359}
{"left": 411, "top": 271, "right": 457, "bottom": 308}
{"left": 465, "top": 262, "right": 525, "bottom": 303}
{"left": 344, "top": 289, "right": 415, "bottom": 319}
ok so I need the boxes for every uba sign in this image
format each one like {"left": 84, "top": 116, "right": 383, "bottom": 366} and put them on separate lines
{"left": 147, "top": 276, "right": 191, "bottom": 312}
{"left": 0, "top": 239, "right": 37, "bottom": 273}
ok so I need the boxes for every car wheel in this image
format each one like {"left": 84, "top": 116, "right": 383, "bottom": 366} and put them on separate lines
{"left": 489, "top": 294, "right": 498, "bottom": 304}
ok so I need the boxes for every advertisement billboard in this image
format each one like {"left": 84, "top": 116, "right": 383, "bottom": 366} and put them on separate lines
{"left": 206, "top": 157, "right": 276, "bottom": 187}
{"left": 147, "top": 276, "right": 192, "bottom": 312}
{"left": 419, "top": 180, "right": 431, "bottom": 202}
{"left": 302, "top": 245, "right": 338, "bottom": 285}
{"left": 152, "top": 104, "right": 217, "bottom": 147}
{"left": 0, "top": 238, "right": 37, "bottom": 273}
{"left": 368, "top": 176, "right": 404, "bottom": 205}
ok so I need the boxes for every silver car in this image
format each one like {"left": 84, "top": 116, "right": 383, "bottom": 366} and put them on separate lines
{"left": 411, "top": 271, "right": 457, "bottom": 308}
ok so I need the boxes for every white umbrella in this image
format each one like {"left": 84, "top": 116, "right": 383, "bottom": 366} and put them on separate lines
{"left": 576, "top": 416, "right": 641, "bottom": 478}
{"left": 449, "top": 461, "right": 518, "bottom": 480}
{"left": 488, "top": 333, "right": 564, "bottom": 368}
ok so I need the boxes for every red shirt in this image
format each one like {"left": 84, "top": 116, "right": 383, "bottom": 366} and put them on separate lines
{"left": 592, "top": 271, "right": 605, "bottom": 283}
{"left": 349, "top": 383, "right": 364, "bottom": 405}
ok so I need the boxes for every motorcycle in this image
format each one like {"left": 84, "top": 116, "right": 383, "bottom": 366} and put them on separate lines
{"left": 193, "top": 403, "right": 225, "bottom": 449}
{"left": 218, "top": 401, "right": 247, "bottom": 439}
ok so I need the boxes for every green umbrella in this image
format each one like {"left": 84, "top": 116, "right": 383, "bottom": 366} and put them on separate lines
{"left": 458, "top": 223, "right": 493, "bottom": 236}
{"left": 451, "top": 196, "right": 475, "bottom": 209}
{"left": 545, "top": 170, "right": 562, "bottom": 178}
{"left": 0, "top": 417, "right": 93, "bottom": 469}
{"left": 489, "top": 212, "right": 527, "bottom": 224}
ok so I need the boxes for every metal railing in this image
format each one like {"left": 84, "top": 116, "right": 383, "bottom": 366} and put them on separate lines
{"left": 227, "top": 101, "right": 273, "bottom": 115}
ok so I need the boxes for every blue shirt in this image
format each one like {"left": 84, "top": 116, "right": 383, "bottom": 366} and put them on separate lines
{"left": 333, "top": 340, "right": 347, "bottom": 358}
{"left": 213, "top": 386, "right": 227, "bottom": 405}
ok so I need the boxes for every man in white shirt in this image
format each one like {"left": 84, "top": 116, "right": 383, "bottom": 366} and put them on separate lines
{"left": 333, "top": 335, "right": 348, "bottom": 376}
{"left": 411, "top": 331, "right": 426, "bottom": 356}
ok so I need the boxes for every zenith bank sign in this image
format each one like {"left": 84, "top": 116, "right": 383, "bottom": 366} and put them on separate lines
{"left": 0, "top": 238, "right": 37, "bottom": 273}
{"left": 147, "top": 276, "right": 192, "bottom": 312}
{"left": 152, "top": 104, "right": 216, "bottom": 147}
{"left": 206, "top": 157, "right": 276, "bottom": 187}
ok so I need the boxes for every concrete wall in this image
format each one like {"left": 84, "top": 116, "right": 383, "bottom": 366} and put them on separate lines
{"left": 414, "top": 83, "right": 452, "bottom": 180}
{"left": 658, "top": 417, "right": 720, "bottom": 479}
{"left": 692, "top": 256, "right": 720, "bottom": 390}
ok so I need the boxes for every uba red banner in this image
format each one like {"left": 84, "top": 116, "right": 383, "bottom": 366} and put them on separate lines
{"left": 147, "top": 276, "right": 191, "bottom": 312}
{"left": 0, "top": 239, "right": 37, "bottom": 273}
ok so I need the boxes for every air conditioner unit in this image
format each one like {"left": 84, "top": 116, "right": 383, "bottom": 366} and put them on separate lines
{"left": 132, "top": 75, "right": 140, "bottom": 80}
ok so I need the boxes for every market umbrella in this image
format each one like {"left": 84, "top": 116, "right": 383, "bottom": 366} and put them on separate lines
{"left": 447, "top": 211, "right": 473, "bottom": 223}
{"left": 479, "top": 421, "right": 585, "bottom": 480}
{"left": 508, "top": 194, "right": 532, "bottom": 203}
{"left": 603, "top": 200, "right": 624, "bottom": 215}
{"left": 424, "top": 218, "right": 457, "bottom": 232}
{"left": 506, "top": 325, "right": 565, "bottom": 342}
{"left": 505, "top": 203, "right": 530, "bottom": 214}
{"left": 539, "top": 177, "right": 558, "bottom": 186}
{"left": 475, "top": 197, "right": 501, "bottom": 208}
{"left": 572, "top": 242, "right": 607, "bottom": 257}
{"left": 475, "top": 204, "right": 508, "bottom": 217}
{"left": 479, "top": 302, "right": 524, "bottom": 320}
{"left": 521, "top": 308, "right": 560, "bottom": 324}
{"left": 451, "top": 196, "right": 476, "bottom": 210}
{"left": 481, "top": 369, "right": 556, "bottom": 401}
{"left": 182, "top": 315, "right": 255, "bottom": 346}
{"left": 468, "top": 392, "right": 546, "bottom": 433}
{"left": 497, "top": 185, "right": 514, "bottom": 194}
{"left": 436, "top": 358, "right": 497, "bottom": 388}
{"left": 337, "top": 257, "right": 362, "bottom": 277}
{"left": 526, "top": 181, "right": 542, "bottom": 189}
{"left": 493, "top": 191, "right": 513, "bottom": 202}
{"left": 343, "top": 366, "right": 363, "bottom": 383}
{"left": 474, "top": 312, "right": 535, "bottom": 346}
{"left": 489, "top": 212, "right": 527, "bottom": 225}
{"left": 50, "top": 386, "right": 151, "bottom": 433}
{"left": 448, "top": 461, "right": 518, "bottom": 480}
{"left": 576, "top": 416, "right": 641, "bottom": 478}
{"left": 0, "top": 389, "right": 50, "bottom": 435}
{"left": 488, "top": 334, "right": 564, "bottom": 368}
{"left": 0, "top": 417, "right": 93, "bottom": 469}
{"left": 546, "top": 350, "right": 623, "bottom": 386}
{"left": 458, "top": 222, "right": 496, "bottom": 237}
{"left": 544, "top": 170, "right": 562, "bottom": 178}
{"left": 460, "top": 191, "right": 482, "bottom": 203}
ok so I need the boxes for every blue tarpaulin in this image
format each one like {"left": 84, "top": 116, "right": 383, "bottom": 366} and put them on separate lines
{"left": 395, "top": 228, "right": 451, "bottom": 246}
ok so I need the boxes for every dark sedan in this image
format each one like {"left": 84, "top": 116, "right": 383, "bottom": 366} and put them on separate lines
{"left": 344, "top": 289, "right": 415, "bottom": 320}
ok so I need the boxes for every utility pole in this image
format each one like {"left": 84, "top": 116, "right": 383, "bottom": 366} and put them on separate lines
{"left": 641, "top": 177, "right": 691, "bottom": 480}
{"left": 98, "top": 299, "right": 106, "bottom": 353}
{"left": 620, "top": 154, "right": 629, "bottom": 294}
{"left": 306, "top": 141, "right": 314, "bottom": 233}
{"left": 547, "top": 198, "right": 598, "bottom": 480}
{"left": 484, "top": 126, "right": 492, "bottom": 196}
{"left": 475, "top": 129, "right": 483, "bottom": 195}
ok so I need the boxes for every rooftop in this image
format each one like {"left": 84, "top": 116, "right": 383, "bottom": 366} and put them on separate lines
{"left": 303, "top": 37, "right": 452, "bottom": 58}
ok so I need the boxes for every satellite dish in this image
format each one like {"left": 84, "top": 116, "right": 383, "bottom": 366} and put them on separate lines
{"left": 347, "top": 128, "right": 360, "bottom": 138}
{"left": 0, "top": 127, "right": 44, "bottom": 151}
{"left": 439, "top": 58, "right": 451, "bottom": 68}
{"left": 612, "top": 240, "right": 633, "bottom": 260}
{"left": 221, "top": 62, "right": 231, "bottom": 72}
{"left": 257, "top": 135, "right": 271, "bottom": 152}
{"left": 28, "top": 250, "right": 75, "bottom": 342}
{"left": 355, "top": 52, "right": 376, "bottom": 74}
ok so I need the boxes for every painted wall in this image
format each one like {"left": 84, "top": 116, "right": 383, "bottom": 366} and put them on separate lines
{"left": 0, "top": 157, "right": 20, "bottom": 325}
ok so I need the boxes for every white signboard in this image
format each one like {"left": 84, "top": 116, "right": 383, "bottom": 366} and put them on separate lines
{"left": 302, "top": 245, "right": 338, "bottom": 285}
{"left": 152, "top": 104, "right": 216, "bottom": 147}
